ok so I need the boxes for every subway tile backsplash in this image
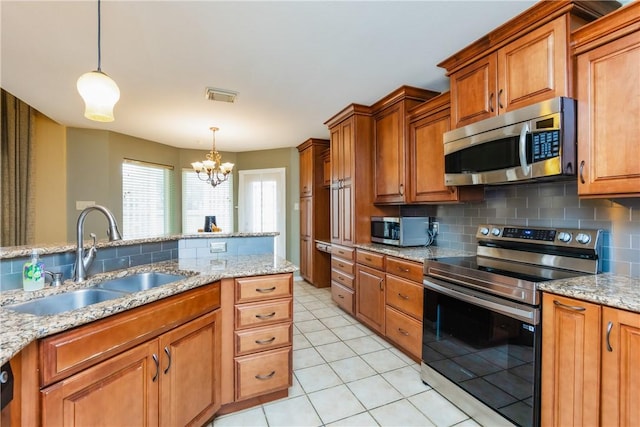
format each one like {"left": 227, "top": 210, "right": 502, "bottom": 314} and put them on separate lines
{"left": 434, "top": 181, "right": 640, "bottom": 278}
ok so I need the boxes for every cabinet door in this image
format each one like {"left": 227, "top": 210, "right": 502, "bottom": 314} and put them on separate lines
{"left": 299, "top": 147, "right": 313, "bottom": 197}
{"left": 497, "top": 17, "right": 569, "bottom": 113}
{"left": 450, "top": 54, "right": 497, "bottom": 128}
{"left": 355, "top": 264, "right": 385, "bottom": 334}
{"left": 541, "top": 293, "right": 601, "bottom": 427}
{"left": 577, "top": 31, "right": 640, "bottom": 197}
{"left": 41, "top": 340, "right": 158, "bottom": 427}
{"left": 300, "top": 197, "right": 311, "bottom": 238}
{"left": 300, "top": 237, "right": 311, "bottom": 282}
{"left": 601, "top": 307, "right": 640, "bottom": 426}
{"left": 159, "top": 310, "right": 221, "bottom": 427}
{"left": 374, "top": 104, "right": 405, "bottom": 203}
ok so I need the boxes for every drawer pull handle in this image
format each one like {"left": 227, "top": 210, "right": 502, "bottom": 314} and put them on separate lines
{"left": 338, "top": 276, "right": 344, "bottom": 281}
{"left": 398, "top": 328, "right": 409, "bottom": 336}
{"left": 256, "top": 286, "right": 276, "bottom": 293}
{"left": 256, "top": 312, "right": 277, "bottom": 319}
{"left": 606, "top": 321, "right": 613, "bottom": 352}
{"left": 152, "top": 354, "right": 159, "bottom": 382}
{"left": 338, "top": 294, "right": 344, "bottom": 299}
{"left": 489, "top": 92, "right": 495, "bottom": 112}
{"left": 398, "top": 267, "right": 410, "bottom": 273}
{"left": 338, "top": 263, "right": 345, "bottom": 268}
{"left": 255, "top": 371, "right": 276, "bottom": 380}
{"left": 398, "top": 293, "right": 409, "bottom": 300}
{"left": 365, "top": 257, "right": 372, "bottom": 261}
{"left": 163, "top": 347, "right": 172, "bottom": 374}
{"left": 553, "top": 300, "right": 586, "bottom": 312}
{"left": 255, "top": 337, "right": 276, "bottom": 345}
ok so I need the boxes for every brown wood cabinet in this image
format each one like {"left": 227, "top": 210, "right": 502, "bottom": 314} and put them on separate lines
{"left": 439, "top": 1, "right": 618, "bottom": 129}
{"left": 220, "top": 273, "right": 293, "bottom": 412}
{"left": 297, "top": 138, "right": 331, "bottom": 287}
{"left": 573, "top": 2, "right": 640, "bottom": 198}
{"left": 541, "top": 292, "right": 640, "bottom": 427}
{"left": 330, "top": 244, "right": 355, "bottom": 315}
{"left": 326, "top": 104, "right": 389, "bottom": 246}
{"left": 40, "top": 283, "right": 222, "bottom": 427}
{"left": 407, "top": 92, "right": 483, "bottom": 203}
{"left": 355, "top": 262, "right": 386, "bottom": 334}
{"left": 371, "top": 86, "right": 439, "bottom": 204}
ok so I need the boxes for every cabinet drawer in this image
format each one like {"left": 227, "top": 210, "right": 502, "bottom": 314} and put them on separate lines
{"left": 386, "top": 275, "right": 423, "bottom": 321}
{"left": 385, "top": 306, "right": 422, "bottom": 360}
{"left": 331, "top": 282, "right": 354, "bottom": 315}
{"left": 235, "top": 299, "right": 292, "bottom": 329}
{"left": 235, "top": 274, "right": 292, "bottom": 303}
{"left": 331, "top": 257, "right": 354, "bottom": 276}
{"left": 235, "top": 346, "right": 292, "bottom": 401}
{"left": 331, "top": 245, "right": 354, "bottom": 261}
{"left": 235, "top": 323, "right": 292, "bottom": 356}
{"left": 356, "top": 250, "right": 385, "bottom": 270}
{"left": 386, "top": 257, "right": 423, "bottom": 282}
{"left": 331, "top": 269, "right": 354, "bottom": 289}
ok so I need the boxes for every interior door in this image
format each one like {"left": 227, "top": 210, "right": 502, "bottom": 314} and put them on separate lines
{"left": 238, "top": 168, "right": 286, "bottom": 259}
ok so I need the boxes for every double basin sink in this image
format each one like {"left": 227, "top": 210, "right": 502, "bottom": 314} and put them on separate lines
{"left": 5, "top": 272, "right": 187, "bottom": 316}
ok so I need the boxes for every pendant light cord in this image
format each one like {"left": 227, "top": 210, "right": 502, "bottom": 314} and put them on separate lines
{"left": 97, "top": 0, "right": 102, "bottom": 72}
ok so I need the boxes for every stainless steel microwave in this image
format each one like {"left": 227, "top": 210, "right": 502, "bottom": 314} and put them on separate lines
{"left": 443, "top": 97, "right": 577, "bottom": 186}
{"left": 371, "top": 217, "right": 431, "bottom": 247}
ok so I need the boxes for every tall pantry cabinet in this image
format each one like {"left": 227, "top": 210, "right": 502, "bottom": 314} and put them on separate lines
{"left": 297, "top": 138, "right": 331, "bottom": 288}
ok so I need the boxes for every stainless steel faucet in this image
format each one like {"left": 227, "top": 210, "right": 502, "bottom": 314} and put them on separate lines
{"left": 74, "top": 205, "right": 123, "bottom": 282}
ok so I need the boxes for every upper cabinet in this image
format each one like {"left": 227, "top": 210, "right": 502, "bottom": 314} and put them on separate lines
{"left": 407, "top": 92, "right": 484, "bottom": 204}
{"left": 573, "top": 2, "right": 640, "bottom": 198}
{"left": 439, "top": 1, "right": 620, "bottom": 129}
{"left": 371, "top": 86, "right": 439, "bottom": 204}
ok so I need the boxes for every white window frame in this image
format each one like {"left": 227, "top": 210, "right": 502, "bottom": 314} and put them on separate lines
{"left": 181, "top": 169, "right": 234, "bottom": 234}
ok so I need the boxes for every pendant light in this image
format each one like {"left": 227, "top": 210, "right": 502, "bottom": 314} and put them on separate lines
{"left": 77, "top": 0, "right": 120, "bottom": 122}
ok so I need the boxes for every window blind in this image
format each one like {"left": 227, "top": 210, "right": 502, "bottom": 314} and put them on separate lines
{"left": 182, "top": 170, "right": 233, "bottom": 233}
{"left": 122, "top": 159, "right": 174, "bottom": 239}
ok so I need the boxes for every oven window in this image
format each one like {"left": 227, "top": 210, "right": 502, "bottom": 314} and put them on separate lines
{"left": 422, "top": 289, "right": 539, "bottom": 427}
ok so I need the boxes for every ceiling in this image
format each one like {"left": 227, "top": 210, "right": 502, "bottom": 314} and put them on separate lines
{"left": 1, "top": 1, "right": 537, "bottom": 153}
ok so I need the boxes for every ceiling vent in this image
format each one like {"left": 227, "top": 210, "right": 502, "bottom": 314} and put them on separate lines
{"left": 205, "top": 87, "right": 238, "bottom": 103}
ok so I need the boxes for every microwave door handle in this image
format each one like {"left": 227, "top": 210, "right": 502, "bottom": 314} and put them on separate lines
{"left": 519, "top": 122, "right": 531, "bottom": 176}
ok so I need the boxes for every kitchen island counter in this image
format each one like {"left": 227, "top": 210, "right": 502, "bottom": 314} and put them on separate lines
{"left": 0, "top": 254, "right": 296, "bottom": 365}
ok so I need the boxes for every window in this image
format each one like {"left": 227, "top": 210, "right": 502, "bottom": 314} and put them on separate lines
{"left": 182, "top": 170, "right": 233, "bottom": 233}
{"left": 122, "top": 159, "right": 174, "bottom": 239}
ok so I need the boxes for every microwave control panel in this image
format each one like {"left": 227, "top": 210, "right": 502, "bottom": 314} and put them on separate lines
{"left": 531, "top": 130, "right": 560, "bottom": 162}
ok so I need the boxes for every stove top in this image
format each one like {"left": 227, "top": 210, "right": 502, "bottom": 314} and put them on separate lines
{"left": 424, "top": 225, "right": 603, "bottom": 306}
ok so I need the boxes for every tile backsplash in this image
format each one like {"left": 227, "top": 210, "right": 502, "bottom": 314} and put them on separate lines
{"left": 434, "top": 181, "right": 640, "bottom": 278}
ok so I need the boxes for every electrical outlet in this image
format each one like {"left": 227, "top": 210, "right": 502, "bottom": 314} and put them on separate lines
{"left": 432, "top": 222, "right": 440, "bottom": 236}
{"left": 209, "top": 242, "right": 227, "bottom": 253}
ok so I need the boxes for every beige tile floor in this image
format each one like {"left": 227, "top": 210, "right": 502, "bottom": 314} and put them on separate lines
{"left": 212, "top": 279, "right": 482, "bottom": 427}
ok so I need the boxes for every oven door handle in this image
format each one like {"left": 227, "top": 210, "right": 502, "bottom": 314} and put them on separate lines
{"left": 423, "top": 279, "right": 539, "bottom": 324}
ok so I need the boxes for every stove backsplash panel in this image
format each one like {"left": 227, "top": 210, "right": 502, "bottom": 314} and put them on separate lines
{"left": 434, "top": 181, "right": 640, "bottom": 278}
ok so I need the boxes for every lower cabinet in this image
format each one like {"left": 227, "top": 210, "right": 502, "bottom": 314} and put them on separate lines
{"left": 331, "top": 245, "right": 355, "bottom": 315}
{"left": 355, "top": 263, "right": 386, "bottom": 334}
{"left": 541, "top": 292, "right": 640, "bottom": 427}
{"left": 40, "top": 284, "right": 222, "bottom": 427}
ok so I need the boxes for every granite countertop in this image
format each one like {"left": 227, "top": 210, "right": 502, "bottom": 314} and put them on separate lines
{"left": 0, "top": 254, "right": 297, "bottom": 365}
{"left": 538, "top": 273, "right": 640, "bottom": 313}
{"left": 0, "top": 232, "right": 279, "bottom": 259}
{"left": 353, "top": 243, "right": 473, "bottom": 263}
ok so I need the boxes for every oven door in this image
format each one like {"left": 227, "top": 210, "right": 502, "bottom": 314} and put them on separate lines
{"left": 422, "top": 277, "right": 540, "bottom": 427}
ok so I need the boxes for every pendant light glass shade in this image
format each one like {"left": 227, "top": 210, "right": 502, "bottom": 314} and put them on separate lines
{"left": 77, "top": 70, "right": 120, "bottom": 122}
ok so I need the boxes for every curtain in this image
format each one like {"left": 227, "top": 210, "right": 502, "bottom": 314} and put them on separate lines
{"left": 1, "top": 89, "right": 35, "bottom": 247}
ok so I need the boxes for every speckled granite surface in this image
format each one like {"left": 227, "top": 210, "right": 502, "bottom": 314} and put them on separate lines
{"left": 538, "top": 273, "right": 640, "bottom": 313}
{"left": 353, "top": 243, "right": 473, "bottom": 263}
{"left": 0, "top": 254, "right": 296, "bottom": 365}
{"left": 0, "top": 232, "right": 278, "bottom": 259}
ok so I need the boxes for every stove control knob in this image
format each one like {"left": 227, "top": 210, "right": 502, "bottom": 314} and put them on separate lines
{"left": 479, "top": 227, "right": 489, "bottom": 236}
{"left": 576, "top": 233, "right": 591, "bottom": 244}
{"left": 558, "top": 232, "right": 572, "bottom": 243}
{"left": 491, "top": 228, "right": 501, "bottom": 236}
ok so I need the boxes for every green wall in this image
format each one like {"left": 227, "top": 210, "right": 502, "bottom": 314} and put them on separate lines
{"left": 65, "top": 128, "right": 299, "bottom": 265}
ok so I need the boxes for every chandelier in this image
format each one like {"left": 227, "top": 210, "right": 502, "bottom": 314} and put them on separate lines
{"left": 191, "top": 127, "right": 234, "bottom": 187}
{"left": 76, "top": 0, "right": 120, "bottom": 122}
